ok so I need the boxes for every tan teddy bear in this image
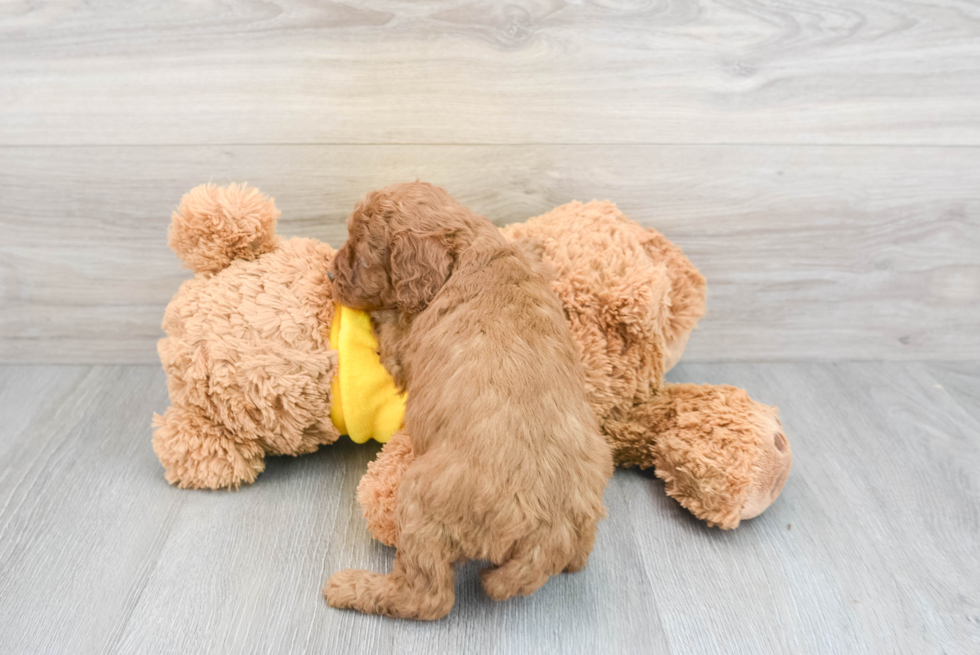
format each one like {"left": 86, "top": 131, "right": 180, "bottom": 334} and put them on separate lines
{"left": 153, "top": 183, "right": 792, "bottom": 531}
{"left": 152, "top": 183, "right": 341, "bottom": 489}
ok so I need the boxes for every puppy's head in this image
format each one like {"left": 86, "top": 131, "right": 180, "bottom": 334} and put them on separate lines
{"left": 331, "top": 182, "right": 470, "bottom": 313}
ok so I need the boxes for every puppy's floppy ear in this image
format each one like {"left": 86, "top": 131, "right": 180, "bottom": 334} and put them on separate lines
{"left": 390, "top": 230, "right": 453, "bottom": 313}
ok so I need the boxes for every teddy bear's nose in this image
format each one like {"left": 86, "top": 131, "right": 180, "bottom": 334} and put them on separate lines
{"left": 328, "top": 271, "right": 335, "bottom": 282}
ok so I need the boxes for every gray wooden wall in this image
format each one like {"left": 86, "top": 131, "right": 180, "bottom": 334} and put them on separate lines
{"left": 2, "top": 1, "right": 978, "bottom": 364}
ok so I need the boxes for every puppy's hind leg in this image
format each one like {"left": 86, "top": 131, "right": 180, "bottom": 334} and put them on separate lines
{"left": 480, "top": 537, "right": 560, "bottom": 601}
{"left": 325, "top": 515, "right": 457, "bottom": 620}
{"left": 564, "top": 520, "right": 600, "bottom": 574}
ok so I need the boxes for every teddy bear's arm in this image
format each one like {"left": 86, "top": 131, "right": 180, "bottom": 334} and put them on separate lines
{"left": 604, "top": 383, "right": 792, "bottom": 529}
{"left": 152, "top": 405, "right": 266, "bottom": 490}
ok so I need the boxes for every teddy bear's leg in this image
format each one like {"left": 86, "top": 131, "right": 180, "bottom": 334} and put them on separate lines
{"left": 152, "top": 404, "right": 266, "bottom": 490}
{"left": 636, "top": 230, "right": 707, "bottom": 372}
{"left": 356, "top": 429, "right": 414, "bottom": 547}
{"left": 604, "top": 383, "right": 792, "bottom": 529}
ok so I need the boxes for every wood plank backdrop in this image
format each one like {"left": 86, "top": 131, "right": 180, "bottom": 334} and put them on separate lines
{"left": 1, "top": 1, "right": 978, "bottom": 363}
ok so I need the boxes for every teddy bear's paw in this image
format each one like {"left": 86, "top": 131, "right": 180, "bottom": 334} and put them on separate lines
{"left": 740, "top": 422, "right": 793, "bottom": 521}
{"left": 152, "top": 406, "right": 266, "bottom": 490}
{"left": 166, "top": 446, "right": 265, "bottom": 491}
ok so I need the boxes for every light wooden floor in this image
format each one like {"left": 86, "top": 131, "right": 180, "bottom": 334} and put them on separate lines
{"left": 0, "top": 362, "right": 977, "bottom": 654}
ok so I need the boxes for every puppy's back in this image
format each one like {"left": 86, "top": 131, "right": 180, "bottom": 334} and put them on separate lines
{"left": 404, "top": 240, "right": 612, "bottom": 562}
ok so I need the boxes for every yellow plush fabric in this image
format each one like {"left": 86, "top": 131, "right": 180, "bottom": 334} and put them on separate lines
{"left": 329, "top": 303, "right": 406, "bottom": 444}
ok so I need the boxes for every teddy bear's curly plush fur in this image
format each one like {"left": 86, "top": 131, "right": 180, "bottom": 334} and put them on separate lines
{"left": 152, "top": 184, "right": 340, "bottom": 489}
{"left": 153, "top": 183, "right": 792, "bottom": 532}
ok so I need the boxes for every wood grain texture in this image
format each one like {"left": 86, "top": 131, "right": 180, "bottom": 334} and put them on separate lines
{"left": 1, "top": 0, "right": 979, "bottom": 146}
{"left": 1, "top": 144, "right": 978, "bottom": 364}
{"left": 0, "top": 363, "right": 977, "bottom": 654}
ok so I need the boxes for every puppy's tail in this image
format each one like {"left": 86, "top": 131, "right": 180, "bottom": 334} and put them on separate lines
{"left": 168, "top": 183, "right": 280, "bottom": 275}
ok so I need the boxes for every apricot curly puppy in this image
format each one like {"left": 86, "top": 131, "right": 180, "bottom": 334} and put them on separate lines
{"left": 324, "top": 182, "right": 613, "bottom": 620}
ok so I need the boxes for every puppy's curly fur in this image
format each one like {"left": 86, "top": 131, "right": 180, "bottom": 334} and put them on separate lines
{"left": 325, "top": 182, "right": 613, "bottom": 620}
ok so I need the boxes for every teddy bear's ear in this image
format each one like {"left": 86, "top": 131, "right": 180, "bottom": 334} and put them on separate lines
{"left": 389, "top": 229, "right": 453, "bottom": 314}
{"left": 169, "top": 183, "right": 279, "bottom": 275}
